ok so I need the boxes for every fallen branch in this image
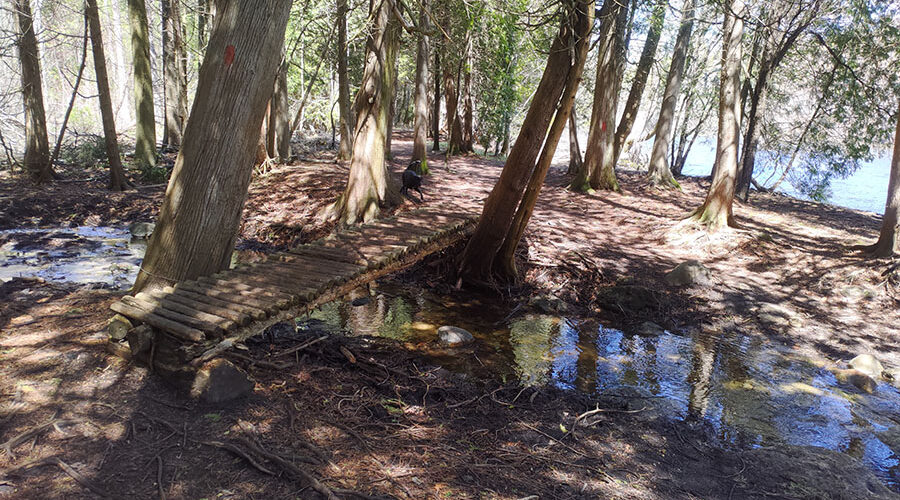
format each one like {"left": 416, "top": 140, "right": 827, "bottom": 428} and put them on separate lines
{"left": 0, "top": 456, "right": 111, "bottom": 498}
{"left": 1, "top": 417, "right": 80, "bottom": 457}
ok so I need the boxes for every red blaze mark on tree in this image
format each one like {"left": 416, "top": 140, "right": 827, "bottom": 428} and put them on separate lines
{"left": 601, "top": 121, "right": 607, "bottom": 132}
{"left": 224, "top": 45, "right": 236, "bottom": 66}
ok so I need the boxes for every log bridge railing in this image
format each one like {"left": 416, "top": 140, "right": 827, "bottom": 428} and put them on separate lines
{"left": 108, "top": 208, "right": 477, "bottom": 393}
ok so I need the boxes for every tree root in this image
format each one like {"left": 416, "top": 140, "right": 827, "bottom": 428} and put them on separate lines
{"left": 0, "top": 456, "right": 111, "bottom": 498}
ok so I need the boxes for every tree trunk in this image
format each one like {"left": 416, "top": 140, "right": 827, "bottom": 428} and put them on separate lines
{"left": 459, "top": 1, "right": 592, "bottom": 284}
{"left": 690, "top": 0, "right": 744, "bottom": 230}
{"left": 613, "top": 0, "right": 665, "bottom": 161}
{"left": 867, "top": 100, "right": 900, "bottom": 257}
{"left": 461, "top": 35, "right": 474, "bottom": 153}
{"left": 384, "top": 21, "right": 399, "bottom": 160}
{"left": 329, "top": 0, "right": 400, "bottom": 225}
{"left": 132, "top": 0, "right": 292, "bottom": 293}
{"left": 445, "top": 68, "right": 463, "bottom": 155}
{"left": 735, "top": 62, "right": 769, "bottom": 200}
{"left": 647, "top": 0, "right": 694, "bottom": 187}
{"left": 568, "top": 109, "right": 582, "bottom": 174}
{"left": 273, "top": 58, "right": 292, "bottom": 161}
{"left": 432, "top": 48, "right": 441, "bottom": 152}
{"left": 162, "top": 0, "right": 187, "bottom": 149}
{"left": 51, "top": 16, "right": 89, "bottom": 174}
{"left": 128, "top": 0, "right": 157, "bottom": 170}
{"left": 569, "top": 0, "right": 628, "bottom": 193}
{"left": 86, "top": 0, "right": 130, "bottom": 191}
{"left": 495, "top": 1, "right": 593, "bottom": 279}
{"left": 14, "top": 0, "right": 52, "bottom": 183}
{"left": 411, "top": 0, "right": 430, "bottom": 172}
{"left": 336, "top": 0, "right": 353, "bottom": 159}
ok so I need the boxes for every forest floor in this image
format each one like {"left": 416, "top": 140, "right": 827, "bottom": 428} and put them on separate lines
{"left": 1, "top": 133, "right": 899, "bottom": 499}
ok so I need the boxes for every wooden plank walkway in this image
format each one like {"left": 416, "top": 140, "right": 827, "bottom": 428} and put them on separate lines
{"left": 110, "top": 208, "right": 477, "bottom": 367}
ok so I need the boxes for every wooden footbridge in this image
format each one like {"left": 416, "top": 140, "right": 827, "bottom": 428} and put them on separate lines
{"left": 109, "top": 208, "right": 477, "bottom": 377}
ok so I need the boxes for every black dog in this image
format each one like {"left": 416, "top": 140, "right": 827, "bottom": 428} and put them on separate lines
{"left": 401, "top": 160, "right": 424, "bottom": 201}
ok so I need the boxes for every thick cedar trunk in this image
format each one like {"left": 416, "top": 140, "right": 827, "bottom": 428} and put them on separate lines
{"left": 867, "top": 101, "right": 900, "bottom": 257}
{"left": 570, "top": 0, "right": 628, "bottom": 192}
{"left": 614, "top": 0, "right": 665, "bottom": 161}
{"left": 459, "top": 1, "right": 592, "bottom": 284}
{"left": 445, "top": 68, "right": 463, "bottom": 154}
{"left": 331, "top": 0, "right": 400, "bottom": 225}
{"left": 128, "top": 0, "right": 157, "bottom": 170}
{"left": 162, "top": 0, "right": 187, "bottom": 148}
{"left": 337, "top": 0, "right": 353, "bottom": 159}
{"left": 411, "top": 0, "right": 429, "bottom": 171}
{"left": 272, "top": 58, "right": 291, "bottom": 161}
{"left": 495, "top": 1, "right": 593, "bottom": 279}
{"left": 133, "top": 0, "right": 291, "bottom": 293}
{"left": 432, "top": 49, "right": 441, "bottom": 151}
{"left": 86, "top": 0, "right": 130, "bottom": 191}
{"left": 690, "top": 0, "right": 744, "bottom": 230}
{"left": 647, "top": 0, "right": 694, "bottom": 187}
{"left": 15, "top": 0, "right": 52, "bottom": 183}
{"left": 568, "top": 110, "right": 582, "bottom": 174}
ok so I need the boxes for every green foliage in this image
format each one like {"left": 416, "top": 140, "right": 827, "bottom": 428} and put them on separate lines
{"left": 60, "top": 134, "right": 107, "bottom": 168}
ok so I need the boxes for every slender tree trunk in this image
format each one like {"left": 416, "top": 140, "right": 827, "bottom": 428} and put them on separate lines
{"left": 614, "top": 0, "right": 665, "bottom": 161}
{"left": 86, "top": 0, "right": 130, "bottom": 191}
{"left": 14, "top": 0, "right": 52, "bottom": 183}
{"left": 384, "top": 21, "right": 399, "bottom": 159}
{"left": 411, "top": 0, "right": 430, "bottom": 171}
{"left": 568, "top": 109, "right": 582, "bottom": 174}
{"left": 432, "top": 48, "right": 441, "bottom": 151}
{"left": 462, "top": 35, "right": 474, "bottom": 153}
{"left": 459, "top": 1, "right": 592, "bottom": 284}
{"left": 336, "top": 0, "right": 352, "bottom": 159}
{"left": 690, "top": 0, "right": 744, "bottom": 230}
{"left": 128, "top": 0, "right": 157, "bottom": 170}
{"left": 647, "top": 0, "right": 694, "bottom": 187}
{"left": 866, "top": 100, "right": 900, "bottom": 257}
{"left": 735, "top": 62, "right": 769, "bottom": 200}
{"left": 445, "top": 68, "right": 463, "bottom": 155}
{"left": 329, "top": 0, "right": 400, "bottom": 225}
{"left": 570, "top": 0, "right": 628, "bottom": 192}
{"left": 162, "top": 0, "right": 187, "bottom": 149}
{"left": 273, "top": 58, "right": 291, "bottom": 161}
{"left": 133, "top": 0, "right": 291, "bottom": 293}
{"left": 51, "top": 16, "right": 89, "bottom": 173}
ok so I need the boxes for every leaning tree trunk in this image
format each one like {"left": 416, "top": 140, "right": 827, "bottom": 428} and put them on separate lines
{"left": 432, "top": 48, "right": 441, "bottom": 151}
{"left": 86, "top": 0, "right": 130, "bottom": 191}
{"left": 459, "top": 1, "right": 592, "bottom": 284}
{"left": 128, "top": 0, "right": 157, "bottom": 170}
{"left": 336, "top": 0, "right": 353, "bottom": 159}
{"left": 411, "top": 0, "right": 430, "bottom": 172}
{"left": 866, "top": 100, "right": 900, "bottom": 257}
{"left": 568, "top": 110, "right": 582, "bottom": 174}
{"left": 132, "top": 0, "right": 291, "bottom": 293}
{"left": 329, "top": 0, "right": 400, "bottom": 225}
{"left": 690, "top": 0, "right": 744, "bottom": 230}
{"left": 14, "top": 0, "right": 52, "bottom": 183}
{"left": 569, "top": 0, "right": 628, "bottom": 192}
{"left": 162, "top": 0, "right": 187, "bottom": 149}
{"left": 647, "top": 0, "right": 695, "bottom": 188}
{"left": 613, "top": 0, "right": 665, "bottom": 161}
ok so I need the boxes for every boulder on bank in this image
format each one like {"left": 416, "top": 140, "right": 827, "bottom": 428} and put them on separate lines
{"left": 664, "top": 260, "right": 711, "bottom": 287}
{"left": 833, "top": 368, "right": 877, "bottom": 394}
{"left": 128, "top": 221, "right": 156, "bottom": 239}
{"left": 636, "top": 321, "right": 666, "bottom": 337}
{"left": 438, "top": 326, "right": 474, "bottom": 346}
{"left": 757, "top": 302, "right": 803, "bottom": 329}
{"left": 848, "top": 354, "right": 884, "bottom": 379}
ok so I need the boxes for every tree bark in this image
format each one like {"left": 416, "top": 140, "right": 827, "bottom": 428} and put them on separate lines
{"left": 411, "top": 0, "right": 430, "bottom": 172}
{"left": 336, "top": 0, "right": 353, "bottom": 159}
{"left": 51, "top": 16, "right": 89, "bottom": 175}
{"left": 329, "top": 0, "right": 401, "bottom": 225}
{"left": 461, "top": 34, "right": 474, "bottom": 153}
{"left": 568, "top": 109, "right": 582, "bottom": 174}
{"left": 86, "top": 0, "right": 130, "bottom": 191}
{"left": 614, "top": 0, "right": 665, "bottom": 162}
{"left": 384, "top": 20, "right": 399, "bottom": 159}
{"left": 272, "top": 57, "right": 292, "bottom": 161}
{"left": 866, "top": 100, "right": 900, "bottom": 257}
{"left": 128, "top": 0, "right": 157, "bottom": 170}
{"left": 690, "top": 0, "right": 744, "bottom": 230}
{"left": 647, "top": 0, "right": 694, "bottom": 187}
{"left": 162, "top": 0, "right": 188, "bottom": 149}
{"left": 133, "top": 0, "right": 292, "bottom": 293}
{"left": 569, "top": 0, "right": 628, "bottom": 192}
{"left": 444, "top": 67, "right": 463, "bottom": 155}
{"left": 14, "top": 0, "right": 52, "bottom": 183}
{"left": 431, "top": 48, "right": 441, "bottom": 151}
{"left": 459, "top": 1, "right": 592, "bottom": 284}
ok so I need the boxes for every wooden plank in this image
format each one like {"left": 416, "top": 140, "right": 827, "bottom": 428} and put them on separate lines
{"left": 195, "top": 276, "right": 296, "bottom": 307}
{"left": 252, "top": 259, "right": 359, "bottom": 283}
{"left": 212, "top": 270, "right": 322, "bottom": 301}
{"left": 168, "top": 287, "right": 267, "bottom": 321}
{"left": 122, "top": 295, "right": 226, "bottom": 337}
{"left": 286, "top": 245, "right": 364, "bottom": 265}
{"left": 146, "top": 289, "right": 250, "bottom": 326}
{"left": 176, "top": 283, "right": 276, "bottom": 315}
{"left": 273, "top": 252, "right": 365, "bottom": 276}
{"left": 110, "top": 300, "right": 205, "bottom": 343}
{"left": 135, "top": 292, "right": 237, "bottom": 331}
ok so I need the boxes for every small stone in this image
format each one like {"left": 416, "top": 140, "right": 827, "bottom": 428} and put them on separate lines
{"left": 757, "top": 302, "right": 803, "bottom": 329}
{"left": 664, "top": 260, "right": 711, "bottom": 287}
{"left": 636, "top": 321, "right": 666, "bottom": 336}
{"left": 128, "top": 221, "right": 156, "bottom": 239}
{"left": 848, "top": 354, "right": 884, "bottom": 379}
{"left": 437, "top": 326, "right": 474, "bottom": 346}
{"left": 190, "top": 359, "right": 254, "bottom": 404}
{"left": 833, "top": 368, "right": 877, "bottom": 394}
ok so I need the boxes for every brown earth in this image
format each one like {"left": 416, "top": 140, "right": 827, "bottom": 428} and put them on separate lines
{"left": 1, "top": 133, "right": 898, "bottom": 499}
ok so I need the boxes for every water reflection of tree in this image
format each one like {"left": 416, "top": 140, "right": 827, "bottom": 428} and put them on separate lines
{"left": 575, "top": 320, "right": 599, "bottom": 393}
{"left": 377, "top": 297, "right": 413, "bottom": 340}
{"left": 509, "top": 315, "right": 556, "bottom": 386}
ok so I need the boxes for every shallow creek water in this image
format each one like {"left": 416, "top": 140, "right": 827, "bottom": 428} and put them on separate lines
{"left": 301, "top": 284, "right": 900, "bottom": 487}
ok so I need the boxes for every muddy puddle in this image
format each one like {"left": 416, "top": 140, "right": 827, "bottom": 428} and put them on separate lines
{"left": 0, "top": 227, "right": 147, "bottom": 289}
{"left": 292, "top": 283, "right": 900, "bottom": 487}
